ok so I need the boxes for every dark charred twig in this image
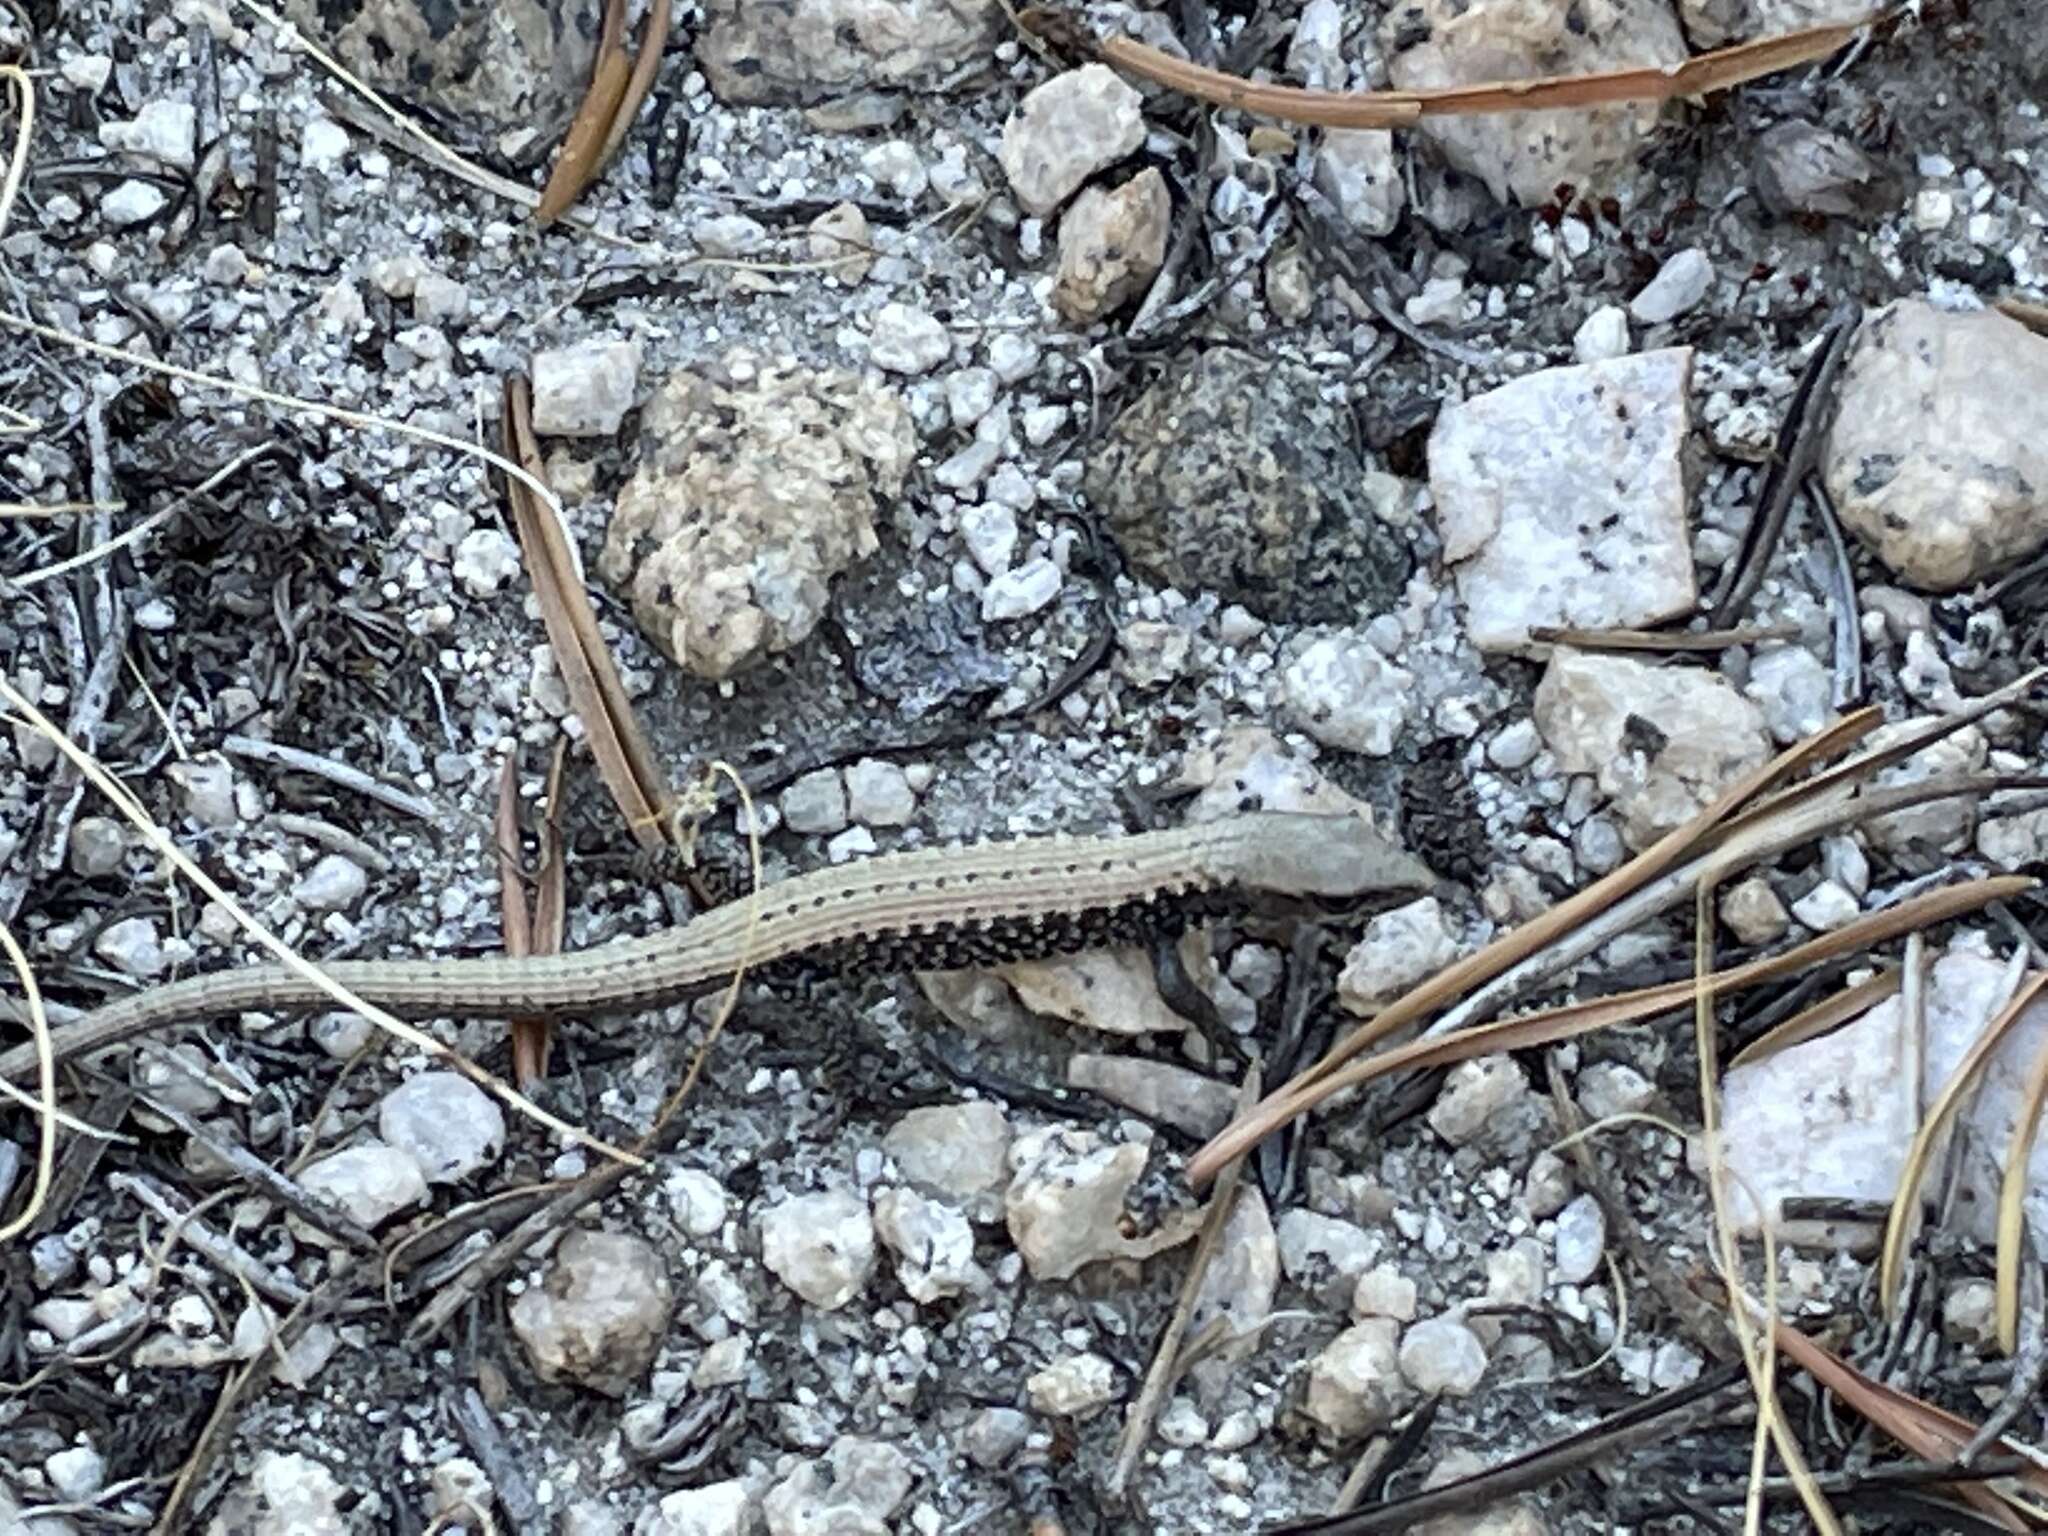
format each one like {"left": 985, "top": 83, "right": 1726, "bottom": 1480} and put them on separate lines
{"left": 449, "top": 1385, "right": 544, "bottom": 1532}
{"left": 1291, "top": 184, "right": 1492, "bottom": 369}
{"left": 220, "top": 734, "right": 437, "bottom": 818}
{"left": 1709, "top": 304, "right": 1860, "bottom": 625}
{"left": 917, "top": 1033, "right": 1157, "bottom": 1132}
{"left": 0, "top": 401, "right": 130, "bottom": 923}
{"left": 1961, "top": 1252, "right": 2048, "bottom": 1465}
{"left": 1267, "top": 1364, "right": 1748, "bottom": 1533}
{"left": 1261, "top": 921, "right": 1330, "bottom": 1202}
{"left": 30, "top": 1084, "right": 131, "bottom": 1235}
{"left": 110, "top": 1171, "right": 310, "bottom": 1307}
{"left": 406, "top": 1163, "right": 639, "bottom": 1343}
{"left": 1625, "top": 1456, "right": 2031, "bottom": 1517}
{"left": 1351, "top": 1395, "right": 1442, "bottom": 1510}
{"left": 405, "top": 1095, "right": 706, "bottom": 1342}
{"left": 1103, "top": 1066, "right": 1260, "bottom": 1506}
{"left": 1805, "top": 475, "right": 1864, "bottom": 707}
{"left": 130, "top": 1086, "right": 378, "bottom": 1252}
{"left": 1125, "top": 200, "right": 1292, "bottom": 350}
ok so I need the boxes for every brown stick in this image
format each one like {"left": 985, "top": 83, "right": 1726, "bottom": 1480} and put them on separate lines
{"left": 1064, "top": 14, "right": 1874, "bottom": 131}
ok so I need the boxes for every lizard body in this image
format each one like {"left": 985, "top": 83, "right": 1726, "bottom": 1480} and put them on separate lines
{"left": 0, "top": 812, "right": 1431, "bottom": 1084}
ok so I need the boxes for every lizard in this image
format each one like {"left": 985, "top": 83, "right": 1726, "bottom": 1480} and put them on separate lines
{"left": 0, "top": 811, "right": 1433, "bottom": 1086}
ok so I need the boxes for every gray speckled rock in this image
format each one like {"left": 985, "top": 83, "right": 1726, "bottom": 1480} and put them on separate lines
{"left": 1085, "top": 349, "right": 1412, "bottom": 623}
{"left": 699, "top": 0, "right": 996, "bottom": 104}
{"left": 275, "top": 0, "right": 602, "bottom": 156}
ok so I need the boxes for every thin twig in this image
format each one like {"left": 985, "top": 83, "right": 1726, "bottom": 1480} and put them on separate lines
{"left": 1103, "top": 1065, "right": 1261, "bottom": 1505}
{"left": 110, "top": 1171, "right": 310, "bottom": 1306}
{"left": 1710, "top": 304, "right": 1860, "bottom": 625}
{"left": 130, "top": 1087, "right": 378, "bottom": 1251}
{"left": 1805, "top": 475, "right": 1865, "bottom": 706}
{"left": 222, "top": 734, "right": 438, "bottom": 819}
{"left": 1030, "top": 9, "right": 1872, "bottom": 130}
{"left": 1267, "top": 1366, "right": 1747, "bottom": 1533}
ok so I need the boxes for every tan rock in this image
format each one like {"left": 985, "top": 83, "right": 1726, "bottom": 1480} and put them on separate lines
{"left": 1825, "top": 299, "right": 2048, "bottom": 591}
{"left": 1053, "top": 168, "right": 1169, "bottom": 324}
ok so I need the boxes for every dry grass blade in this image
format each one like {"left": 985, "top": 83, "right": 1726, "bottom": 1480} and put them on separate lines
{"left": 1692, "top": 873, "right": 1839, "bottom": 1534}
{"left": 1881, "top": 971, "right": 2048, "bottom": 1320}
{"left": 1072, "top": 13, "right": 1871, "bottom": 131}
{"left": 501, "top": 378, "right": 675, "bottom": 850}
{"left": 1729, "top": 968, "right": 1901, "bottom": 1069}
{"left": 0, "top": 65, "right": 35, "bottom": 245}
{"left": 536, "top": 45, "right": 633, "bottom": 225}
{"left": 1313, "top": 879, "right": 2027, "bottom": 1096}
{"left": 1772, "top": 1322, "right": 2048, "bottom": 1528}
{"left": 1996, "top": 1021, "right": 2048, "bottom": 1353}
{"left": 1186, "top": 706, "right": 1882, "bottom": 1187}
{"left": 0, "top": 918, "right": 53, "bottom": 1242}
{"left": 493, "top": 751, "right": 567, "bottom": 1087}
{"left": 600, "top": 0, "right": 672, "bottom": 168}
{"left": 1725, "top": 668, "right": 2045, "bottom": 837}
{"left": 1997, "top": 297, "right": 2048, "bottom": 338}
{"left": 596, "top": 0, "right": 628, "bottom": 58}
{"left": 1104, "top": 1066, "right": 1261, "bottom": 1504}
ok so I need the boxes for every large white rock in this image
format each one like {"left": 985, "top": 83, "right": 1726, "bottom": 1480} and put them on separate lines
{"left": 760, "top": 1191, "right": 876, "bottom": 1310}
{"left": 999, "top": 65, "right": 1144, "bottom": 217}
{"left": 1339, "top": 897, "right": 1459, "bottom": 1013}
{"left": 1301, "top": 1319, "right": 1408, "bottom": 1440}
{"left": 1824, "top": 299, "right": 2048, "bottom": 591}
{"left": 1313, "top": 129, "right": 1404, "bottom": 235}
{"left": 1432, "top": 350, "right": 1696, "bottom": 653}
{"left": 1533, "top": 649, "right": 1770, "bottom": 849}
{"left": 508, "top": 1230, "right": 673, "bottom": 1396}
{"left": 1718, "top": 943, "right": 2048, "bottom": 1245}
{"left": 531, "top": 339, "right": 642, "bottom": 438}
{"left": 1283, "top": 632, "right": 1414, "bottom": 755}
{"left": 1054, "top": 168, "right": 1170, "bottom": 324}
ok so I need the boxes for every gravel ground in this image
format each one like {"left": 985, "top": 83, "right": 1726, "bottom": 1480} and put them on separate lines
{"left": 4, "top": 0, "right": 2048, "bottom": 1532}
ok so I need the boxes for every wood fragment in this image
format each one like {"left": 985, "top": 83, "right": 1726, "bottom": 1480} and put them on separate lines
{"left": 1103, "top": 1066, "right": 1260, "bottom": 1505}
{"left": 133, "top": 1086, "right": 379, "bottom": 1251}
{"left": 111, "top": 1171, "right": 310, "bottom": 1307}
{"left": 1031, "top": 11, "right": 1872, "bottom": 131}
{"left": 600, "top": 0, "right": 673, "bottom": 168}
{"left": 1529, "top": 622, "right": 1800, "bottom": 652}
{"left": 221, "top": 733, "right": 438, "bottom": 819}
{"left": 500, "top": 378, "right": 676, "bottom": 850}
{"left": 535, "top": 44, "right": 633, "bottom": 226}
{"left": 497, "top": 744, "right": 569, "bottom": 1085}
{"left": 1710, "top": 304, "right": 1861, "bottom": 625}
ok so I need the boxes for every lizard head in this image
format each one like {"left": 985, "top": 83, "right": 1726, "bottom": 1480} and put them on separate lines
{"left": 1225, "top": 812, "right": 1436, "bottom": 900}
